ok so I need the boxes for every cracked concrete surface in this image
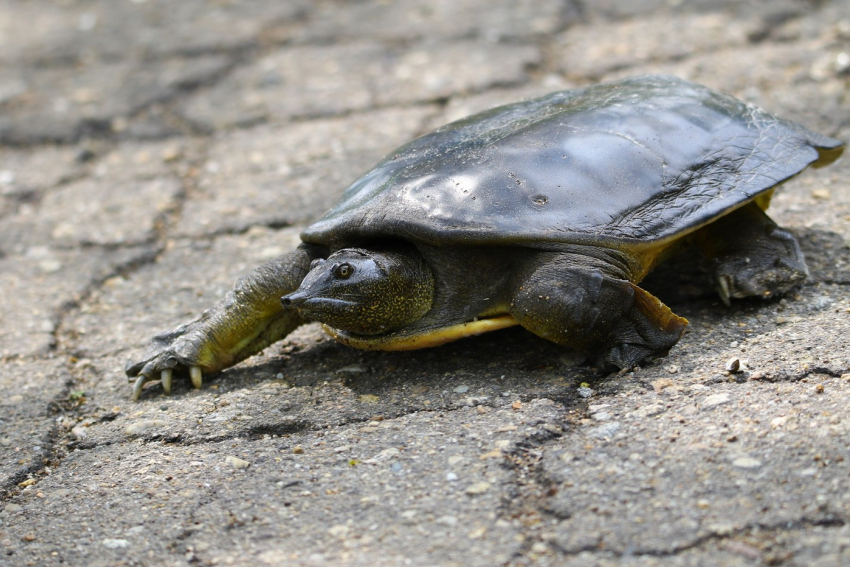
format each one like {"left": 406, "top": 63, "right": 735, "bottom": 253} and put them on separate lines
{"left": 1, "top": 0, "right": 848, "bottom": 565}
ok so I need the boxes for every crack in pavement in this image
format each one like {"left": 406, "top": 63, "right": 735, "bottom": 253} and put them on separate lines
{"left": 497, "top": 397, "right": 850, "bottom": 563}
{"left": 6, "top": 30, "right": 543, "bottom": 146}
{"left": 496, "top": 404, "right": 575, "bottom": 565}
{"left": 0, "top": 145, "right": 209, "bottom": 501}
{"left": 549, "top": 515, "right": 848, "bottom": 559}
{"left": 752, "top": 366, "right": 848, "bottom": 383}
{"left": 0, "top": 369, "right": 77, "bottom": 501}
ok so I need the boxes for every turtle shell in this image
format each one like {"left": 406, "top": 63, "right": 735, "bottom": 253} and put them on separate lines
{"left": 302, "top": 75, "right": 843, "bottom": 249}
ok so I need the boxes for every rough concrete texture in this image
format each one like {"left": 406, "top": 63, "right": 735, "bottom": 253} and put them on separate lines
{"left": 1, "top": 0, "right": 848, "bottom": 566}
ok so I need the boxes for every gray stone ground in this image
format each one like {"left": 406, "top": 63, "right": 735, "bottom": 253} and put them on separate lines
{"left": 1, "top": 0, "right": 849, "bottom": 565}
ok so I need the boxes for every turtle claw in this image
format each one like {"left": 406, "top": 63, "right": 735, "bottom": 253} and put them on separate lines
{"left": 717, "top": 274, "right": 732, "bottom": 307}
{"left": 132, "top": 374, "right": 154, "bottom": 401}
{"left": 125, "top": 322, "right": 212, "bottom": 399}
{"left": 161, "top": 369, "right": 173, "bottom": 395}
{"left": 189, "top": 366, "right": 203, "bottom": 389}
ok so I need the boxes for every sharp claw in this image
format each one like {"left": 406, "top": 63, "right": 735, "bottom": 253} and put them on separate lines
{"left": 132, "top": 375, "right": 153, "bottom": 401}
{"left": 717, "top": 275, "right": 732, "bottom": 307}
{"left": 161, "top": 369, "right": 173, "bottom": 395}
{"left": 189, "top": 366, "right": 203, "bottom": 389}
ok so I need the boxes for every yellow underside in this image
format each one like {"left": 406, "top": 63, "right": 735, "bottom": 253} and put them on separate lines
{"left": 323, "top": 315, "right": 520, "bottom": 351}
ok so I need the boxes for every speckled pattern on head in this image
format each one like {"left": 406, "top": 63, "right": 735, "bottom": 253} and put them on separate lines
{"left": 302, "top": 75, "right": 843, "bottom": 250}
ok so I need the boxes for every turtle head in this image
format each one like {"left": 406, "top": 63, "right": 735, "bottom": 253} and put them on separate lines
{"left": 281, "top": 246, "right": 434, "bottom": 335}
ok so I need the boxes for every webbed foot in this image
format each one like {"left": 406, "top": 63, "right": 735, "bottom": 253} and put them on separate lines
{"left": 125, "top": 320, "right": 218, "bottom": 400}
{"left": 697, "top": 202, "right": 808, "bottom": 306}
{"left": 712, "top": 224, "right": 808, "bottom": 306}
{"left": 125, "top": 246, "right": 316, "bottom": 400}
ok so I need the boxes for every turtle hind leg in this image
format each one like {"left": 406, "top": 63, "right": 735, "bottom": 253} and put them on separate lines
{"left": 696, "top": 202, "right": 808, "bottom": 306}
{"left": 509, "top": 260, "right": 688, "bottom": 370}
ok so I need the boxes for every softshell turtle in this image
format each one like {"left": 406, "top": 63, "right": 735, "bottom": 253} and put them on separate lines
{"left": 126, "top": 75, "right": 844, "bottom": 399}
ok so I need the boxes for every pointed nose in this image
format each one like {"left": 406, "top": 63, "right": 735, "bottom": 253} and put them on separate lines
{"left": 281, "top": 291, "right": 309, "bottom": 308}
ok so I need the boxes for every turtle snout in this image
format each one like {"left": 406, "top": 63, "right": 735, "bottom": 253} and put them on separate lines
{"left": 281, "top": 291, "right": 309, "bottom": 309}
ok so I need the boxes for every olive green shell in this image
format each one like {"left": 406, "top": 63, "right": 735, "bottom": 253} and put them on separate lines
{"left": 302, "top": 75, "right": 843, "bottom": 249}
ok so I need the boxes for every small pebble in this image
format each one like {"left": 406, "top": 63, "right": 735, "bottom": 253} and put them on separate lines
{"left": 468, "top": 526, "right": 487, "bottom": 539}
{"left": 724, "top": 540, "right": 762, "bottom": 560}
{"left": 453, "top": 385, "right": 469, "bottom": 393}
{"left": 161, "top": 146, "right": 182, "bottom": 162}
{"left": 102, "top": 538, "right": 130, "bottom": 549}
{"left": 701, "top": 393, "right": 731, "bottom": 409}
{"left": 631, "top": 403, "right": 665, "bottom": 418}
{"left": 465, "top": 482, "right": 491, "bottom": 495}
{"left": 771, "top": 415, "right": 796, "bottom": 428}
{"left": 588, "top": 422, "right": 621, "bottom": 439}
{"left": 365, "top": 448, "right": 400, "bottom": 463}
{"left": 225, "top": 456, "right": 250, "bottom": 470}
{"left": 577, "top": 386, "right": 594, "bottom": 398}
{"left": 446, "top": 472, "right": 458, "bottom": 482}
{"left": 725, "top": 358, "right": 741, "bottom": 373}
{"left": 479, "top": 449, "right": 502, "bottom": 460}
{"left": 531, "top": 542, "right": 549, "bottom": 554}
{"left": 732, "top": 456, "right": 762, "bottom": 470}
{"left": 125, "top": 420, "right": 168, "bottom": 436}
{"left": 292, "top": 446, "right": 304, "bottom": 454}
{"left": 559, "top": 452, "right": 575, "bottom": 463}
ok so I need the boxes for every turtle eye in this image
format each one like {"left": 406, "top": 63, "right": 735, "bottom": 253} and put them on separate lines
{"left": 334, "top": 263, "right": 354, "bottom": 279}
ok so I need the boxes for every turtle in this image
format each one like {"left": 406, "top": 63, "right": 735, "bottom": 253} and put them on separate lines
{"left": 126, "top": 75, "right": 844, "bottom": 400}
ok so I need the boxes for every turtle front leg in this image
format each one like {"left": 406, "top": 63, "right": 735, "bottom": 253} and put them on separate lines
{"left": 510, "top": 260, "right": 688, "bottom": 369}
{"left": 695, "top": 202, "right": 808, "bottom": 306}
{"left": 125, "top": 244, "right": 318, "bottom": 400}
